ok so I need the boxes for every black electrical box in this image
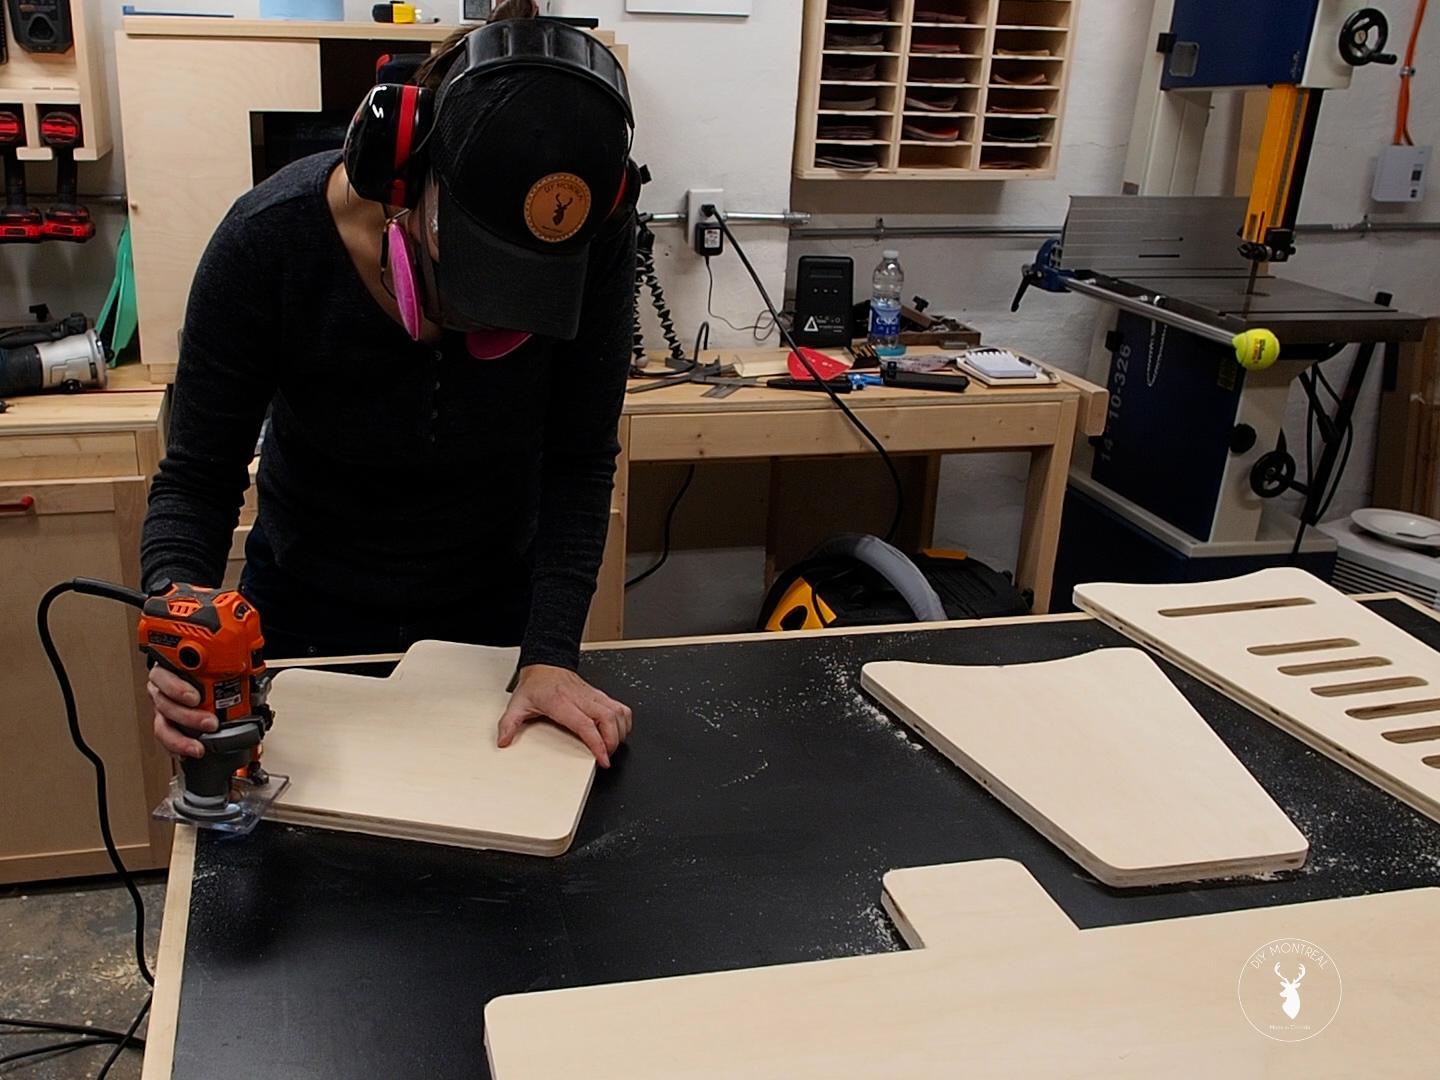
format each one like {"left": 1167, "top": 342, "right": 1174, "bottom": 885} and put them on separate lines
{"left": 793, "top": 256, "right": 853, "bottom": 347}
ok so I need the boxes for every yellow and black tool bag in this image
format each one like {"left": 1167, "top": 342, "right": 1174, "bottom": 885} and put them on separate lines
{"left": 759, "top": 533, "right": 1029, "bottom": 632}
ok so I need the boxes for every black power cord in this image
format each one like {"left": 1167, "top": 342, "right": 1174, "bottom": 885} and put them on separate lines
{"left": 0, "top": 1018, "right": 144, "bottom": 1043}
{"left": 36, "top": 580, "right": 154, "bottom": 988}
{"left": 94, "top": 995, "right": 151, "bottom": 1079}
{"left": 1288, "top": 340, "right": 1367, "bottom": 561}
{"left": 0, "top": 999, "right": 150, "bottom": 1069}
{"left": 703, "top": 256, "right": 782, "bottom": 342}
{"left": 0, "top": 580, "right": 157, "bottom": 1072}
{"left": 625, "top": 464, "right": 696, "bottom": 589}
{"left": 702, "top": 207, "right": 904, "bottom": 543}
{"left": 0, "top": 1036, "right": 118, "bottom": 1068}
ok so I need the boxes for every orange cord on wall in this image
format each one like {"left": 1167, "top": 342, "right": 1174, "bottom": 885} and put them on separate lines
{"left": 1395, "top": 0, "right": 1429, "bottom": 145}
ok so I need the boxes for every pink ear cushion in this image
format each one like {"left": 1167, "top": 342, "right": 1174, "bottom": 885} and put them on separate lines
{"left": 465, "top": 329, "right": 533, "bottom": 360}
{"left": 387, "top": 219, "right": 423, "bottom": 341}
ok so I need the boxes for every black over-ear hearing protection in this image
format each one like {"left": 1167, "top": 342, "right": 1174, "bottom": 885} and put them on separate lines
{"left": 343, "top": 18, "right": 636, "bottom": 211}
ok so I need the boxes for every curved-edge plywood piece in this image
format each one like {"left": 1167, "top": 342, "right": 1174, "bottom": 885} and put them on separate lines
{"left": 861, "top": 649, "right": 1307, "bottom": 886}
{"left": 486, "top": 858, "right": 1440, "bottom": 1078}
{"left": 1075, "top": 568, "right": 1440, "bottom": 825}
{"left": 263, "top": 640, "right": 595, "bottom": 855}
{"left": 879, "top": 859, "right": 1074, "bottom": 951}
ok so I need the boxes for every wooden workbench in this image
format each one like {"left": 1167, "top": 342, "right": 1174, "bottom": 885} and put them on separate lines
{"left": 0, "top": 366, "right": 172, "bottom": 884}
{"left": 590, "top": 348, "right": 1108, "bottom": 637}
{"left": 141, "top": 594, "right": 1440, "bottom": 1079}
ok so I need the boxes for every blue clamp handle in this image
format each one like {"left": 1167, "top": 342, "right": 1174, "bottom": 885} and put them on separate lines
{"left": 1010, "top": 237, "right": 1072, "bottom": 312}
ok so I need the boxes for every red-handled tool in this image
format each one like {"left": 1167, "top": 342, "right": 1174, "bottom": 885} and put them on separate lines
{"left": 38, "top": 108, "right": 93, "bottom": 243}
{"left": 0, "top": 110, "right": 43, "bottom": 243}
{"left": 0, "top": 495, "right": 36, "bottom": 514}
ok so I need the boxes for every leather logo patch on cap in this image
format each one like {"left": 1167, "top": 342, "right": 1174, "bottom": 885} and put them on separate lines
{"left": 524, "top": 173, "right": 591, "bottom": 243}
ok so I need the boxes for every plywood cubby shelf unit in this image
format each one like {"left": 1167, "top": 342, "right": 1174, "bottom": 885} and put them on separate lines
{"left": 795, "top": 0, "right": 1075, "bottom": 179}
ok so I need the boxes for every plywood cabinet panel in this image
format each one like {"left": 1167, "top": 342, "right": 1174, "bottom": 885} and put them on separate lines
{"left": 0, "top": 478, "right": 171, "bottom": 883}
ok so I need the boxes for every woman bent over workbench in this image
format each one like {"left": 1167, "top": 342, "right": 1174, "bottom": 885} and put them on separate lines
{"left": 139, "top": 2, "right": 635, "bottom": 769}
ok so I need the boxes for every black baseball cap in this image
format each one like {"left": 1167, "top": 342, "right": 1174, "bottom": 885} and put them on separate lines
{"left": 428, "top": 23, "right": 632, "bottom": 341}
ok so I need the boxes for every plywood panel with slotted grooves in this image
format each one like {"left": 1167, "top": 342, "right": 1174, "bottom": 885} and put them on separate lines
{"left": 263, "top": 640, "right": 595, "bottom": 855}
{"left": 1075, "top": 568, "right": 1440, "bottom": 826}
{"left": 485, "top": 858, "right": 1440, "bottom": 1078}
{"left": 861, "top": 649, "right": 1307, "bottom": 886}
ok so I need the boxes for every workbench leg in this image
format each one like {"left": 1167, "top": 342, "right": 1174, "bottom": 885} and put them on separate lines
{"left": 913, "top": 453, "right": 941, "bottom": 551}
{"left": 1374, "top": 318, "right": 1440, "bottom": 516}
{"left": 585, "top": 418, "right": 630, "bottom": 642}
{"left": 1015, "top": 398, "right": 1078, "bottom": 614}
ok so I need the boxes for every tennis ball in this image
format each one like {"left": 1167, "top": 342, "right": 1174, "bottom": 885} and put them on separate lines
{"left": 1233, "top": 328, "right": 1280, "bottom": 371}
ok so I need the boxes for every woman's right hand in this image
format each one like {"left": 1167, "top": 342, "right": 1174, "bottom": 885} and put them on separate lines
{"left": 148, "top": 666, "right": 216, "bottom": 760}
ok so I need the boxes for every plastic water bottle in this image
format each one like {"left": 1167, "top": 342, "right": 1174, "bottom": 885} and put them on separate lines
{"left": 868, "top": 250, "right": 905, "bottom": 357}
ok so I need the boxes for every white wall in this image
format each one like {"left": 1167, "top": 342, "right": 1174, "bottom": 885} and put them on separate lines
{"left": 549, "top": 0, "right": 800, "bottom": 348}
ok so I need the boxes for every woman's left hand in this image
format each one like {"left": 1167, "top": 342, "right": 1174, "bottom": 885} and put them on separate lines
{"left": 496, "top": 664, "right": 633, "bottom": 767}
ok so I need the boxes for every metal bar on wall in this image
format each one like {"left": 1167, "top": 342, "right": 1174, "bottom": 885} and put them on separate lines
{"left": 787, "top": 219, "right": 1440, "bottom": 241}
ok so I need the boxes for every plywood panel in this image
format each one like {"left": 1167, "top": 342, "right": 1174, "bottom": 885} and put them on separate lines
{"left": 0, "top": 478, "right": 169, "bottom": 884}
{"left": 1075, "top": 568, "right": 1440, "bottom": 826}
{"left": 115, "top": 34, "right": 322, "bottom": 376}
{"left": 486, "top": 858, "right": 1440, "bottom": 1078}
{"left": 863, "top": 649, "right": 1307, "bottom": 885}
{"left": 879, "top": 858, "right": 1074, "bottom": 951}
{"left": 264, "top": 640, "right": 595, "bottom": 855}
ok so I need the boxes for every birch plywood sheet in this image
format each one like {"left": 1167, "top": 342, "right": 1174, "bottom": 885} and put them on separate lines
{"left": 878, "top": 858, "right": 1075, "bottom": 952}
{"left": 1075, "top": 569, "right": 1440, "bottom": 825}
{"left": 486, "top": 859, "right": 1440, "bottom": 1078}
{"left": 860, "top": 649, "right": 1307, "bottom": 886}
{"left": 263, "top": 641, "right": 595, "bottom": 855}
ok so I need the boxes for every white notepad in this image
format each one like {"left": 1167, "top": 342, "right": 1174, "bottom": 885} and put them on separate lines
{"left": 956, "top": 347, "right": 1056, "bottom": 385}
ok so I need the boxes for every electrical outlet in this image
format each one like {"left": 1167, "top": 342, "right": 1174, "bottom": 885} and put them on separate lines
{"left": 686, "top": 188, "right": 724, "bottom": 253}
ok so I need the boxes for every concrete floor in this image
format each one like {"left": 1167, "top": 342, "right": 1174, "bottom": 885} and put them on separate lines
{"left": 0, "top": 874, "right": 164, "bottom": 1079}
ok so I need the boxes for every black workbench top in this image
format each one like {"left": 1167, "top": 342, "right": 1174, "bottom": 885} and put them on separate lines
{"left": 172, "top": 601, "right": 1440, "bottom": 1079}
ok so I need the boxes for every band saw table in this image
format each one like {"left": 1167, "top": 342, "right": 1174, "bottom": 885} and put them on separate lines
{"left": 143, "top": 598, "right": 1440, "bottom": 1079}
